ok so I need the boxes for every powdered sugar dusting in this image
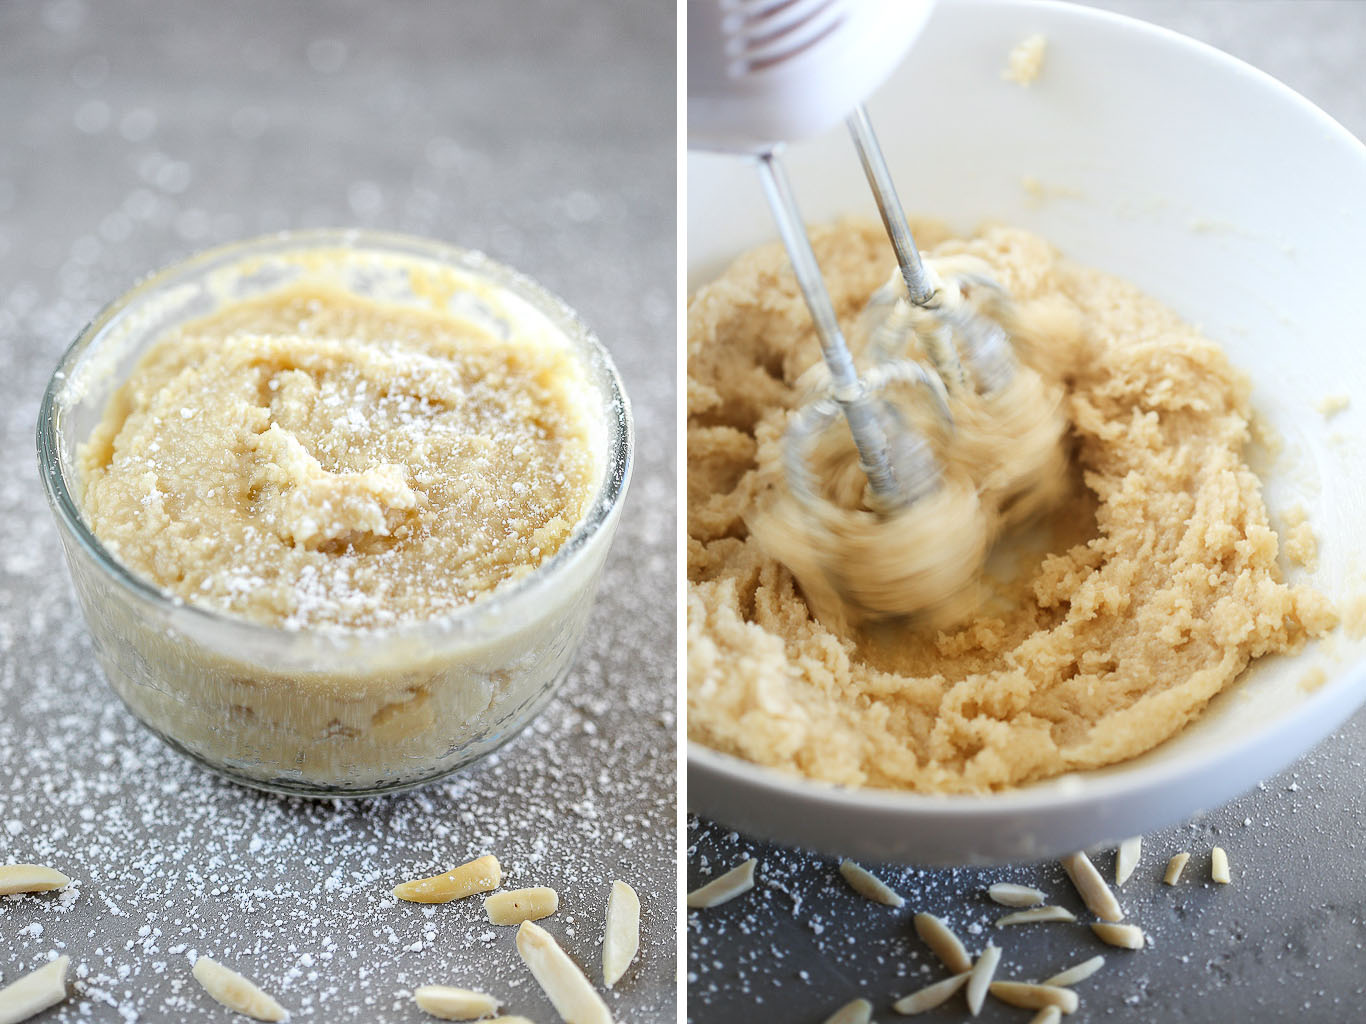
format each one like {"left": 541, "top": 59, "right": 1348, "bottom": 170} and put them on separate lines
{"left": 2, "top": 645, "right": 674, "bottom": 1021}
{"left": 688, "top": 742, "right": 1366, "bottom": 1019}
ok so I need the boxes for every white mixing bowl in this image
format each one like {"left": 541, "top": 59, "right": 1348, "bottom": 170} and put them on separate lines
{"left": 687, "top": 0, "right": 1366, "bottom": 864}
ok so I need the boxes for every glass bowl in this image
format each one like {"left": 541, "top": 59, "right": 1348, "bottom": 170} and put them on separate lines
{"left": 37, "top": 230, "right": 633, "bottom": 797}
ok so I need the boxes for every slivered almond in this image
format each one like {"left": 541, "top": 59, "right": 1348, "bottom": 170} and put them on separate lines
{"left": 1115, "top": 837, "right": 1142, "bottom": 886}
{"left": 602, "top": 880, "right": 640, "bottom": 988}
{"left": 686, "top": 859, "right": 756, "bottom": 909}
{"left": 394, "top": 855, "right": 501, "bottom": 904}
{"left": 515, "top": 920, "right": 612, "bottom": 1024}
{"left": 1043, "top": 955, "right": 1105, "bottom": 987}
{"left": 912, "top": 913, "right": 972, "bottom": 974}
{"left": 413, "top": 985, "right": 500, "bottom": 1020}
{"left": 995, "top": 906, "right": 1076, "bottom": 926}
{"left": 1060, "top": 851, "right": 1123, "bottom": 922}
{"left": 191, "top": 956, "right": 287, "bottom": 1022}
{"left": 1090, "top": 922, "right": 1145, "bottom": 949}
{"left": 989, "top": 981, "right": 1079, "bottom": 1014}
{"left": 986, "top": 883, "right": 1045, "bottom": 907}
{"left": 839, "top": 860, "right": 905, "bottom": 908}
{"left": 486, "top": 887, "right": 559, "bottom": 926}
{"left": 966, "top": 945, "right": 1000, "bottom": 1016}
{"left": 1028, "top": 1007, "right": 1062, "bottom": 1024}
{"left": 822, "top": 996, "right": 872, "bottom": 1024}
{"left": 1164, "top": 852, "right": 1190, "bottom": 885}
{"left": 0, "top": 865, "right": 70, "bottom": 896}
{"left": 0, "top": 956, "right": 69, "bottom": 1024}
{"left": 1212, "top": 846, "right": 1231, "bottom": 884}
{"left": 890, "top": 972, "right": 969, "bottom": 1015}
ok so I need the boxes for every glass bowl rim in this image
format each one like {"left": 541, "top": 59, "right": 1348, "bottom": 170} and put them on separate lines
{"left": 35, "top": 227, "right": 634, "bottom": 644}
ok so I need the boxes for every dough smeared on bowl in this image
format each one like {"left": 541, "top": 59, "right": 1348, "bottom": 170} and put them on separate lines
{"left": 81, "top": 281, "right": 597, "bottom": 629}
{"left": 687, "top": 220, "right": 1335, "bottom": 794}
{"left": 1002, "top": 33, "right": 1047, "bottom": 86}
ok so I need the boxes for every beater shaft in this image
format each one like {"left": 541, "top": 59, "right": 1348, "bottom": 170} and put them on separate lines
{"left": 846, "top": 105, "right": 936, "bottom": 306}
{"left": 848, "top": 105, "right": 1017, "bottom": 396}
{"left": 754, "top": 150, "right": 912, "bottom": 513}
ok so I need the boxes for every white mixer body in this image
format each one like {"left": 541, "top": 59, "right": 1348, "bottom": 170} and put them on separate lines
{"left": 688, "top": 0, "right": 939, "bottom": 152}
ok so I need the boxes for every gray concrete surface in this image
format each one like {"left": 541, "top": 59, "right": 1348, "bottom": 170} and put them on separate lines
{"left": 687, "top": 2, "right": 1366, "bottom": 1021}
{"left": 0, "top": 1, "right": 676, "bottom": 1021}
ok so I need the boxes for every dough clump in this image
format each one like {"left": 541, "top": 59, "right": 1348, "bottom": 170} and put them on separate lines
{"left": 687, "top": 220, "right": 1335, "bottom": 793}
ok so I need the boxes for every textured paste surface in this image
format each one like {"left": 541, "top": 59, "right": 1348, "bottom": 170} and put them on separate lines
{"left": 687, "top": 221, "right": 1334, "bottom": 794}
{"left": 82, "top": 281, "right": 596, "bottom": 630}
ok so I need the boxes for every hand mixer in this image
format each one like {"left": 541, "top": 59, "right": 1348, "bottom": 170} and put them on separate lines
{"left": 689, "top": 0, "right": 1069, "bottom": 622}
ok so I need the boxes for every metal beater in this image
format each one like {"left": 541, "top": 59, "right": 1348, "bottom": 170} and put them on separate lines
{"left": 688, "top": 0, "right": 1060, "bottom": 622}
{"left": 690, "top": 0, "right": 1056, "bottom": 558}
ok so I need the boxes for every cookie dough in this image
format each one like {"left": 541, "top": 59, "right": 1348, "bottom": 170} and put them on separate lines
{"left": 65, "top": 245, "right": 617, "bottom": 792}
{"left": 687, "top": 220, "right": 1335, "bottom": 794}
{"left": 748, "top": 252, "right": 1074, "bottom": 630}
{"left": 81, "top": 282, "right": 596, "bottom": 629}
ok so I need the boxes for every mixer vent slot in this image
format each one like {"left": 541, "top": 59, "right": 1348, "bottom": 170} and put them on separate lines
{"left": 720, "top": 0, "right": 847, "bottom": 76}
